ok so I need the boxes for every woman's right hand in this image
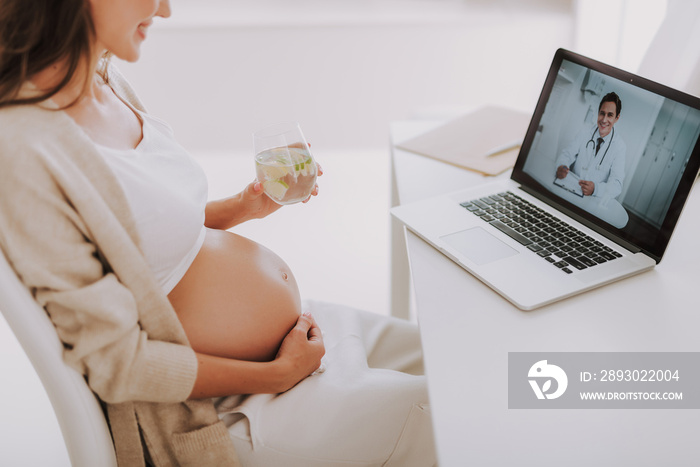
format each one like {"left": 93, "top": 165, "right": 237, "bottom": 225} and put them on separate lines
{"left": 274, "top": 312, "right": 325, "bottom": 392}
{"left": 188, "top": 313, "right": 324, "bottom": 399}
{"left": 203, "top": 180, "right": 283, "bottom": 230}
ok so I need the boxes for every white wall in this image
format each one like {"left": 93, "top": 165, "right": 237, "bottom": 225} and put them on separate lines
{"left": 574, "top": 0, "right": 667, "bottom": 73}
{"left": 115, "top": 0, "right": 576, "bottom": 155}
{"left": 114, "top": 0, "right": 671, "bottom": 156}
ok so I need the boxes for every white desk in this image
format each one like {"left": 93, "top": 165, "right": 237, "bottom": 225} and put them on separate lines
{"left": 390, "top": 120, "right": 700, "bottom": 466}
{"left": 389, "top": 120, "right": 511, "bottom": 320}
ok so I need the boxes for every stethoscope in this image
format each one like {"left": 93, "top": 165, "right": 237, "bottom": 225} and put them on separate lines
{"left": 583, "top": 126, "right": 614, "bottom": 168}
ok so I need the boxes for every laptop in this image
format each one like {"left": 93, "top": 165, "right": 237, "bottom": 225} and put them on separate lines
{"left": 391, "top": 48, "right": 700, "bottom": 310}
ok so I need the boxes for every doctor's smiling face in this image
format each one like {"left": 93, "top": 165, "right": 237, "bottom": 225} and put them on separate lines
{"left": 597, "top": 94, "right": 621, "bottom": 138}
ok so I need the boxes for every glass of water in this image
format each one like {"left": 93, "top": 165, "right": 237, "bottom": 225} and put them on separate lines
{"left": 253, "top": 122, "right": 317, "bottom": 205}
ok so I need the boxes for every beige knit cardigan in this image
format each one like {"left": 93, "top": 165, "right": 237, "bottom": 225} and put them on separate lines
{"left": 0, "top": 67, "right": 240, "bottom": 466}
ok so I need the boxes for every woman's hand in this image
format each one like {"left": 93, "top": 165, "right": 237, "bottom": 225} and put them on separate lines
{"left": 302, "top": 162, "right": 322, "bottom": 203}
{"left": 204, "top": 162, "right": 323, "bottom": 230}
{"left": 239, "top": 180, "right": 285, "bottom": 220}
{"left": 203, "top": 181, "right": 283, "bottom": 229}
{"left": 273, "top": 312, "right": 325, "bottom": 392}
{"left": 188, "top": 311, "right": 325, "bottom": 398}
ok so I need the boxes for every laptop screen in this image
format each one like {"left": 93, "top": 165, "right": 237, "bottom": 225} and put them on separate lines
{"left": 512, "top": 49, "right": 700, "bottom": 262}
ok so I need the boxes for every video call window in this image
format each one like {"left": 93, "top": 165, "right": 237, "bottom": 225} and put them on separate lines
{"left": 522, "top": 60, "right": 700, "bottom": 233}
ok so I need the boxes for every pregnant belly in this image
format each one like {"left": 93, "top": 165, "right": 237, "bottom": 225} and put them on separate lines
{"left": 167, "top": 228, "right": 302, "bottom": 362}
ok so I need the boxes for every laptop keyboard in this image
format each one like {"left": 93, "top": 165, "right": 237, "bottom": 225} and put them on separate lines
{"left": 460, "top": 191, "right": 622, "bottom": 274}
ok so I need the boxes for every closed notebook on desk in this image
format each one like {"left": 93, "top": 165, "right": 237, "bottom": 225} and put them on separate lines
{"left": 391, "top": 48, "right": 700, "bottom": 310}
{"left": 396, "top": 106, "right": 531, "bottom": 175}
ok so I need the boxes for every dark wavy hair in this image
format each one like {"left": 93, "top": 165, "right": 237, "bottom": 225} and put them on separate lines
{"left": 0, "top": 0, "right": 108, "bottom": 109}
{"left": 599, "top": 92, "right": 622, "bottom": 117}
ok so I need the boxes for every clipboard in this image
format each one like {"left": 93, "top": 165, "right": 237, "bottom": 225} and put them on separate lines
{"left": 395, "top": 106, "right": 530, "bottom": 176}
{"left": 553, "top": 171, "right": 584, "bottom": 197}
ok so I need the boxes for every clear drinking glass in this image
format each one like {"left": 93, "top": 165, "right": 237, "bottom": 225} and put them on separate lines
{"left": 253, "top": 122, "right": 317, "bottom": 205}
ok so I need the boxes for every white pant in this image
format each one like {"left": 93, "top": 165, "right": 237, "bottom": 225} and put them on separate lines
{"left": 214, "top": 300, "right": 436, "bottom": 466}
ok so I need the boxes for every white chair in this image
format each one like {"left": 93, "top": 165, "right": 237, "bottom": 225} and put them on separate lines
{"left": 0, "top": 250, "right": 118, "bottom": 466}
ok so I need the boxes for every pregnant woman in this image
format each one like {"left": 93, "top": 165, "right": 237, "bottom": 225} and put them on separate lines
{"left": 0, "top": 0, "right": 435, "bottom": 466}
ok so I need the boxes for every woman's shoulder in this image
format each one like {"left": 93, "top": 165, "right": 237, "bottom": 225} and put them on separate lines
{"left": 0, "top": 101, "right": 92, "bottom": 183}
{"left": 0, "top": 102, "right": 69, "bottom": 148}
{"left": 0, "top": 99, "right": 50, "bottom": 124}
{"left": 0, "top": 103, "right": 60, "bottom": 157}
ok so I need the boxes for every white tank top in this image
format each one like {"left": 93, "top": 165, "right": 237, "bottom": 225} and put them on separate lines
{"left": 98, "top": 109, "right": 208, "bottom": 294}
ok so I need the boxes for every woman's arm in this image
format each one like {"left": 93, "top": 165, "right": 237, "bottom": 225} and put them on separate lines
{"left": 205, "top": 163, "right": 322, "bottom": 230}
{"left": 189, "top": 312, "right": 325, "bottom": 398}
{"left": 204, "top": 181, "right": 282, "bottom": 230}
{"left": 0, "top": 143, "right": 198, "bottom": 404}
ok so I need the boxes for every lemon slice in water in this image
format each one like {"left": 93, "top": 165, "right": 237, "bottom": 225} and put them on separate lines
{"left": 260, "top": 163, "right": 290, "bottom": 181}
{"left": 263, "top": 179, "right": 289, "bottom": 200}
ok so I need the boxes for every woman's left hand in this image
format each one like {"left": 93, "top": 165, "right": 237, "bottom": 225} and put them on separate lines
{"left": 302, "top": 161, "right": 322, "bottom": 204}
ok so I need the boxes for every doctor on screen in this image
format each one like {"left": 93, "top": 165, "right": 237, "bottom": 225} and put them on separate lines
{"left": 555, "top": 92, "right": 626, "bottom": 198}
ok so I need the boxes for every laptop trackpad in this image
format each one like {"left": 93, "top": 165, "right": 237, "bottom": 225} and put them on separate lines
{"left": 441, "top": 227, "right": 518, "bottom": 265}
